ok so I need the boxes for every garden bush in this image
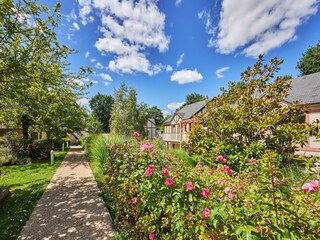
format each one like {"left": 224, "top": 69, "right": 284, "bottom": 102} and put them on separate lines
{"left": 99, "top": 132, "right": 319, "bottom": 239}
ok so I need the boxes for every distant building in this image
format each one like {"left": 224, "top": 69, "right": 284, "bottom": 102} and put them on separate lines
{"left": 145, "top": 118, "right": 157, "bottom": 140}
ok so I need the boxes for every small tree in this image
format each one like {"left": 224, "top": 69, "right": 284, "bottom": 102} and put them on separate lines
{"left": 110, "top": 83, "right": 147, "bottom": 136}
{"left": 89, "top": 93, "right": 114, "bottom": 132}
{"left": 146, "top": 106, "right": 164, "bottom": 126}
{"left": 179, "top": 93, "right": 207, "bottom": 109}
{"left": 188, "top": 55, "right": 314, "bottom": 169}
{"left": 297, "top": 41, "right": 320, "bottom": 76}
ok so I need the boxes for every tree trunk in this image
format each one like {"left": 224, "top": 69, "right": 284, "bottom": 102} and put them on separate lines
{"left": 21, "top": 114, "right": 30, "bottom": 140}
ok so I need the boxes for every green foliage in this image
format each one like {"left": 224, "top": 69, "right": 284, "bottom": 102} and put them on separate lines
{"left": 0, "top": 151, "right": 66, "bottom": 240}
{"left": 0, "top": 0, "right": 91, "bottom": 139}
{"left": 86, "top": 115, "right": 103, "bottom": 134}
{"left": 110, "top": 83, "right": 147, "bottom": 136}
{"left": 188, "top": 55, "right": 315, "bottom": 169}
{"left": 297, "top": 41, "right": 320, "bottom": 76}
{"left": 86, "top": 134, "right": 319, "bottom": 239}
{"left": 146, "top": 106, "right": 164, "bottom": 126}
{"left": 179, "top": 92, "right": 208, "bottom": 109}
{"left": 89, "top": 93, "right": 114, "bottom": 132}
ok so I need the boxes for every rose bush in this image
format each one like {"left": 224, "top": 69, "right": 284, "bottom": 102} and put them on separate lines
{"left": 101, "top": 133, "right": 319, "bottom": 239}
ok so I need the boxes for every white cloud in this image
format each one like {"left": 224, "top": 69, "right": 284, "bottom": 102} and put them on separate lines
{"left": 77, "top": 96, "right": 90, "bottom": 106}
{"left": 98, "top": 73, "right": 112, "bottom": 81}
{"left": 65, "top": 9, "right": 77, "bottom": 22}
{"left": 73, "top": 22, "right": 80, "bottom": 31}
{"left": 215, "top": 67, "right": 230, "bottom": 78}
{"left": 161, "top": 110, "right": 170, "bottom": 117}
{"left": 72, "top": 79, "right": 85, "bottom": 86}
{"left": 95, "top": 62, "right": 104, "bottom": 69}
{"left": 208, "top": 0, "right": 319, "bottom": 57}
{"left": 85, "top": 51, "right": 90, "bottom": 58}
{"left": 98, "top": 73, "right": 113, "bottom": 86}
{"left": 176, "top": 53, "right": 184, "bottom": 67}
{"left": 108, "top": 52, "right": 162, "bottom": 76}
{"left": 175, "top": 0, "right": 182, "bottom": 6}
{"left": 78, "top": 0, "right": 94, "bottom": 25}
{"left": 166, "top": 65, "right": 173, "bottom": 72}
{"left": 198, "top": 10, "right": 216, "bottom": 46}
{"left": 92, "top": 0, "right": 170, "bottom": 75}
{"left": 170, "top": 69, "right": 203, "bottom": 84}
{"left": 90, "top": 58, "right": 96, "bottom": 62}
{"left": 167, "top": 102, "right": 185, "bottom": 111}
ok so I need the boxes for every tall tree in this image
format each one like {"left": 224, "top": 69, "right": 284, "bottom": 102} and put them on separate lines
{"left": 89, "top": 94, "right": 114, "bottom": 132}
{"left": 296, "top": 41, "right": 320, "bottom": 76}
{"left": 110, "top": 83, "right": 147, "bottom": 136}
{"left": 180, "top": 93, "right": 207, "bottom": 109}
{"left": 146, "top": 106, "right": 164, "bottom": 126}
{"left": 0, "top": 0, "right": 90, "bottom": 139}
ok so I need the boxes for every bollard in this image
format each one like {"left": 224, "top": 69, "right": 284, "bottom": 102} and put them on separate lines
{"left": 50, "top": 150, "right": 54, "bottom": 164}
{"left": 62, "top": 143, "right": 65, "bottom": 152}
{"left": 66, "top": 142, "right": 69, "bottom": 148}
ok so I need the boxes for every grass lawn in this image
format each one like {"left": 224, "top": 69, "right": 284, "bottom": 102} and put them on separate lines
{"left": 0, "top": 151, "right": 67, "bottom": 240}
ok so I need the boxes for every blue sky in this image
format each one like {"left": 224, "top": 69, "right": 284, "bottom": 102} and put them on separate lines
{"left": 43, "top": 0, "right": 320, "bottom": 116}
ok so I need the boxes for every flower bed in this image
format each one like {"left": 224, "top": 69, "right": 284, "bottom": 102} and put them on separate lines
{"left": 101, "top": 133, "right": 319, "bottom": 239}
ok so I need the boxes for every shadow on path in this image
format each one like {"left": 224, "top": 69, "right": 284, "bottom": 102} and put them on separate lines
{"left": 18, "top": 146, "right": 114, "bottom": 240}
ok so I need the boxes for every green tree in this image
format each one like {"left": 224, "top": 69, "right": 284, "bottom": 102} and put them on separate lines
{"left": 110, "top": 83, "right": 147, "bottom": 136}
{"left": 188, "top": 55, "right": 314, "bottom": 168}
{"left": 146, "top": 106, "right": 164, "bottom": 126}
{"left": 89, "top": 94, "right": 114, "bottom": 132}
{"left": 86, "top": 115, "right": 103, "bottom": 134}
{"left": 180, "top": 93, "right": 207, "bottom": 109}
{"left": 0, "top": 0, "right": 90, "bottom": 139}
{"left": 297, "top": 41, "right": 320, "bottom": 76}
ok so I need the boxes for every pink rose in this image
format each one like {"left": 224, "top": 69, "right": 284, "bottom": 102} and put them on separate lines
{"left": 195, "top": 163, "right": 202, "bottom": 168}
{"left": 221, "top": 165, "right": 233, "bottom": 175}
{"left": 186, "top": 212, "right": 193, "bottom": 217}
{"left": 131, "top": 197, "right": 138, "bottom": 204}
{"left": 150, "top": 151, "right": 156, "bottom": 157}
{"left": 165, "top": 178, "right": 174, "bottom": 187}
{"left": 140, "top": 143, "right": 154, "bottom": 152}
{"left": 202, "top": 207, "right": 210, "bottom": 218}
{"left": 186, "top": 180, "right": 195, "bottom": 191}
{"left": 273, "top": 177, "right": 279, "bottom": 185}
{"left": 248, "top": 158, "right": 256, "bottom": 164}
{"left": 162, "top": 167, "right": 169, "bottom": 177}
{"left": 224, "top": 187, "right": 231, "bottom": 194}
{"left": 124, "top": 152, "right": 129, "bottom": 158}
{"left": 145, "top": 164, "right": 155, "bottom": 177}
{"left": 135, "top": 154, "right": 139, "bottom": 159}
{"left": 201, "top": 188, "right": 209, "bottom": 197}
{"left": 149, "top": 230, "right": 155, "bottom": 240}
{"left": 133, "top": 132, "right": 140, "bottom": 142}
{"left": 302, "top": 180, "right": 318, "bottom": 192}
{"left": 228, "top": 193, "right": 235, "bottom": 199}
{"left": 165, "top": 153, "right": 171, "bottom": 159}
{"left": 216, "top": 155, "right": 224, "bottom": 162}
{"left": 204, "top": 129, "right": 209, "bottom": 135}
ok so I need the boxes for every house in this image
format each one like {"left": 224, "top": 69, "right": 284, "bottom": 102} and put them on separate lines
{"left": 282, "top": 71, "right": 320, "bottom": 155}
{"left": 162, "top": 100, "right": 208, "bottom": 149}
{"left": 145, "top": 118, "right": 157, "bottom": 140}
{"left": 162, "top": 72, "right": 320, "bottom": 154}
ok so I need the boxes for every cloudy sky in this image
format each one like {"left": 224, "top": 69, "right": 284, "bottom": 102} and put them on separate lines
{"left": 46, "top": 0, "right": 320, "bottom": 116}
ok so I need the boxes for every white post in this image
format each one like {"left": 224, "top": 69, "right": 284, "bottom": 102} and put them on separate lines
{"left": 62, "top": 143, "right": 65, "bottom": 152}
{"left": 66, "top": 142, "right": 69, "bottom": 148}
{"left": 50, "top": 150, "right": 54, "bottom": 164}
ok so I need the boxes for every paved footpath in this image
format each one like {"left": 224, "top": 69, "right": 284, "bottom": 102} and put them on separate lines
{"left": 18, "top": 146, "right": 114, "bottom": 240}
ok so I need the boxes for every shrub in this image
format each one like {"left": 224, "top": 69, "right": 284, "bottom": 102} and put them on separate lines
{"left": 187, "top": 55, "right": 316, "bottom": 170}
{"left": 98, "top": 133, "right": 319, "bottom": 239}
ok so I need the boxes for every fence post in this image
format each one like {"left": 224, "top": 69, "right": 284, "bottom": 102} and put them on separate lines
{"left": 50, "top": 150, "right": 54, "bottom": 164}
{"left": 62, "top": 143, "right": 65, "bottom": 152}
